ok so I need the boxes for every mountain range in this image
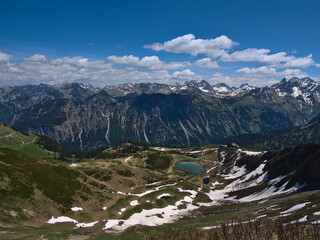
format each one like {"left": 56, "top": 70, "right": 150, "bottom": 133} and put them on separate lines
{"left": 2, "top": 77, "right": 320, "bottom": 150}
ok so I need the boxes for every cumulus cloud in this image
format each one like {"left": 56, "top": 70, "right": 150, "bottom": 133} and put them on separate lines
{"left": 194, "top": 57, "right": 219, "bottom": 68}
{"left": 221, "top": 48, "right": 294, "bottom": 64}
{"left": 236, "top": 66, "right": 277, "bottom": 76}
{"left": 0, "top": 51, "right": 203, "bottom": 86}
{"left": 0, "top": 38, "right": 317, "bottom": 87}
{"left": 144, "top": 34, "right": 237, "bottom": 58}
{"left": 0, "top": 51, "right": 14, "bottom": 63}
{"left": 23, "top": 54, "right": 48, "bottom": 62}
{"left": 220, "top": 48, "right": 315, "bottom": 69}
{"left": 145, "top": 35, "right": 316, "bottom": 70}
{"left": 107, "top": 55, "right": 188, "bottom": 70}
{"left": 208, "top": 72, "right": 266, "bottom": 86}
{"left": 172, "top": 69, "right": 196, "bottom": 80}
{"left": 52, "top": 56, "right": 110, "bottom": 68}
{"left": 283, "top": 54, "right": 314, "bottom": 68}
{"left": 236, "top": 66, "right": 307, "bottom": 79}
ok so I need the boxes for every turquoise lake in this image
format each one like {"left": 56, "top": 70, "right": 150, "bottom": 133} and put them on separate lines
{"left": 174, "top": 161, "right": 206, "bottom": 175}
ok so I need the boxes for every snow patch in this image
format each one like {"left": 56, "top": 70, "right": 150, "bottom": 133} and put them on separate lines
{"left": 280, "top": 202, "right": 310, "bottom": 215}
{"left": 47, "top": 216, "right": 78, "bottom": 224}
{"left": 157, "top": 193, "right": 172, "bottom": 199}
{"left": 241, "top": 150, "right": 263, "bottom": 156}
{"left": 124, "top": 156, "right": 133, "bottom": 162}
{"left": 71, "top": 207, "right": 83, "bottom": 212}
{"left": 76, "top": 221, "right": 99, "bottom": 228}
{"left": 130, "top": 200, "right": 139, "bottom": 206}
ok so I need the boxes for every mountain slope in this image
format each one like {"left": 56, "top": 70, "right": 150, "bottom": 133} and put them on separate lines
{"left": 0, "top": 83, "right": 102, "bottom": 122}
{"left": 0, "top": 147, "right": 110, "bottom": 225}
{"left": 1, "top": 139, "right": 320, "bottom": 238}
{"left": 9, "top": 92, "right": 311, "bottom": 151}
{"left": 3, "top": 77, "right": 320, "bottom": 150}
{"left": 219, "top": 117, "right": 320, "bottom": 150}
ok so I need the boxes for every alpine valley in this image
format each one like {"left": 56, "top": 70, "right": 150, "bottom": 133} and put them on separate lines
{"left": 1, "top": 77, "right": 320, "bottom": 239}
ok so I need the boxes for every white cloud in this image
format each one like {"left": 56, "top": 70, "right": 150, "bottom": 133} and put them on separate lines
{"left": 194, "top": 57, "right": 219, "bottom": 68}
{"left": 23, "top": 54, "right": 48, "bottom": 62}
{"left": 144, "top": 34, "right": 237, "bottom": 58}
{"left": 171, "top": 69, "right": 196, "bottom": 80}
{"left": 209, "top": 72, "right": 232, "bottom": 83}
{"left": 236, "top": 66, "right": 307, "bottom": 79}
{"left": 236, "top": 66, "right": 277, "bottom": 76}
{"left": 145, "top": 35, "right": 316, "bottom": 70}
{"left": 0, "top": 52, "right": 203, "bottom": 86}
{"left": 0, "top": 38, "right": 317, "bottom": 88}
{"left": 51, "top": 56, "right": 88, "bottom": 67}
{"left": 107, "top": 55, "right": 139, "bottom": 65}
{"left": 0, "top": 51, "right": 13, "bottom": 63}
{"left": 281, "top": 68, "right": 306, "bottom": 77}
{"left": 282, "top": 54, "right": 314, "bottom": 68}
{"left": 221, "top": 48, "right": 294, "bottom": 64}
{"left": 106, "top": 55, "right": 187, "bottom": 70}
{"left": 220, "top": 48, "right": 315, "bottom": 69}
{"left": 51, "top": 56, "right": 109, "bottom": 68}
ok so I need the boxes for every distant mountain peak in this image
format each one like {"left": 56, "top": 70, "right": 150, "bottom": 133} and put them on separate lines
{"left": 280, "top": 77, "right": 287, "bottom": 83}
{"left": 239, "top": 83, "right": 250, "bottom": 88}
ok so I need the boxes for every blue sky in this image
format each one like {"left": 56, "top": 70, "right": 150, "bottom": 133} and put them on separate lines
{"left": 0, "top": 0, "right": 320, "bottom": 87}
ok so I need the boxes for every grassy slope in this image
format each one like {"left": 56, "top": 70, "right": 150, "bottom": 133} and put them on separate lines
{"left": 1, "top": 138, "right": 320, "bottom": 239}
{"left": 0, "top": 124, "right": 57, "bottom": 159}
{"left": 0, "top": 147, "right": 112, "bottom": 228}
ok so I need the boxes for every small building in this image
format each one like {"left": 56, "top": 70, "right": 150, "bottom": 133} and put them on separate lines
{"left": 203, "top": 177, "right": 210, "bottom": 184}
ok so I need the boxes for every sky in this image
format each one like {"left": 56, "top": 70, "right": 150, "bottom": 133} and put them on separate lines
{"left": 0, "top": 0, "right": 320, "bottom": 87}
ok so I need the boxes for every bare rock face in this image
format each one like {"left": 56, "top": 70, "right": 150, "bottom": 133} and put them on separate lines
{"left": 3, "top": 77, "right": 320, "bottom": 151}
{"left": 8, "top": 89, "right": 319, "bottom": 151}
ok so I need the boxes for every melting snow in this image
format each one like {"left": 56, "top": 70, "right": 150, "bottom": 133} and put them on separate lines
{"left": 214, "top": 86, "right": 229, "bottom": 92}
{"left": 118, "top": 208, "right": 127, "bottom": 215}
{"left": 290, "top": 215, "right": 308, "bottom": 224}
{"left": 71, "top": 207, "right": 83, "bottom": 212}
{"left": 130, "top": 200, "right": 139, "bottom": 206}
{"left": 241, "top": 150, "right": 262, "bottom": 156}
{"left": 76, "top": 221, "right": 99, "bottom": 228}
{"left": 224, "top": 165, "right": 247, "bottom": 179}
{"left": 313, "top": 211, "right": 320, "bottom": 216}
{"left": 104, "top": 202, "right": 197, "bottom": 232}
{"left": 256, "top": 214, "right": 267, "bottom": 219}
{"left": 124, "top": 156, "right": 133, "bottom": 163}
{"left": 116, "top": 182, "right": 178, "bottom": 198}
{"left": 157, "top": 193, "right": 172, "bottom": 199}
{"left": 47, "top": 216, "right": 78, "bottom": 224}
{"left": 280, "top": 202, "right": 310, "bottom": 215}
{"left": 154, "top": 147, "right": 167, "bottom": 151}
{"left": 291, "top": 87, "right": 302, "bottom": 98}
{"left": 146, "top": 181, "right": 161, "bottom": 186}
{"left": 103, "top": 187, "right": 199, "bottom": 232}
{"left": 199, "top": 87, "right": 209, "bottom": 92}
{"left": 189, "top": 150, "right": 202, "bottom": 154}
